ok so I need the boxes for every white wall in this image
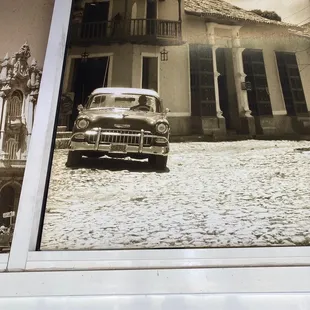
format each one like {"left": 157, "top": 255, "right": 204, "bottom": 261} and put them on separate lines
{"left": 157, "top": 0, "right": 179, "bottom": 20}
{"left": 181, "top": 13, "right": 310, "bottom": 116}
{"left": 132, "top": 44, "right": 190, "bottom": 113}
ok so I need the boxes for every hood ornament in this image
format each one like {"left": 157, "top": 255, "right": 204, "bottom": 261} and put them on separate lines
{"left": 114, "top": 124, "right": 131, "bottom": 129}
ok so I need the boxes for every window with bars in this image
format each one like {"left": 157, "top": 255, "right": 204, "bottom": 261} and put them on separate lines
{"left": 275, "top": 51, "right": 308, "bottom": 116}
{"left": 242, "top": 49, "right": 272, "bottom": 116}
{"left": 7, "top": 90, "right": 23, "bottom": 121}
{"left": 5, "top": 137, "right": 19, "bottom": 160}
{"left": 189, "top": 44, "right": 216, "bottom": 117}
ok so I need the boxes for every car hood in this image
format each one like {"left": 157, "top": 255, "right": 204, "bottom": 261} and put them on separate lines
{"left": 77, "top": 109, "right": 168, "bottom": 132}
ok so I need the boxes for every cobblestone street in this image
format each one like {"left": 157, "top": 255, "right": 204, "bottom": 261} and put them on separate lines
{"left": 41, "top": 140, "right": 310, "bottom": 250}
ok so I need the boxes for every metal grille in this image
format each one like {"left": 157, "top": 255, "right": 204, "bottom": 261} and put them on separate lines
{"left": 189, "top": 44, "right": 216, "bottom": 117}
{"left": 87, "top": 129, "right": 153, "bottom": 146}
{"left": 242, "top": 49, "right": 272, "bottom": 116}
{"left": 7, "top": 91, "right": 23, "bottom": 121}
{"left": 5, "top": 138, "right": 18, "bottom": 160}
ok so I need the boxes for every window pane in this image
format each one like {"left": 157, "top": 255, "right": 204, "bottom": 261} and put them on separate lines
{"left": 38, "top": 1, "right": 310, "bottom": 251}
{"left": 0, "top": 0, "right": 53, "bottom": 253}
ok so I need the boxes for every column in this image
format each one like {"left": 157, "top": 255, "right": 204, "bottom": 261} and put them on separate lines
{"left": 0, "top": 96, "right": 8, "bottom": 158}
{"left": 0, "top": 95, "right": 4, "bottom": 128}
{"left": 27, "top": 98, "right": 34, "bottom": 135}
{"left": 206, "top": 23, "right": 224, "bottom": 119}
{"left": 21, "top": 93, "right": 28, "bottom": 124}
{"left": 22, "top": 95, "right": 33, "bottom": 160}
{"left": 177, "top": 0, "right": 182, "bottom": 38}
{"left": 212, "top": 45, "right": 223, "bottom": 119}
{"left": 231, "top": 27, "right": 252, "bottom": 118}
{"left": 206, "top": 23, "right": 215, "bottom": 45}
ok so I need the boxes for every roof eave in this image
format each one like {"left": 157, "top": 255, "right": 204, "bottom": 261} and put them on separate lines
{"left": 184, "top": 9, "right": 303, "bottom": 31}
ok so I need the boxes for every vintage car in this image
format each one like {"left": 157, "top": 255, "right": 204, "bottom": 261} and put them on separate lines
{"left": 66, "top": 87, "right": 170, "bottom": 170}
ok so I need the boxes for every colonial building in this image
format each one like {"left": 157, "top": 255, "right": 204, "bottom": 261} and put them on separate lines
{"left": 0, "top": 43, "right": 42, "bottom": 229}
{"left": 58, "top": 0, "right": 310, "bottom": 138}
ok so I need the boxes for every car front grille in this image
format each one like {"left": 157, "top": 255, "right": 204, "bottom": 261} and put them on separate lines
{"left": 87, "top": 129, "right": 153, "bottom": 146}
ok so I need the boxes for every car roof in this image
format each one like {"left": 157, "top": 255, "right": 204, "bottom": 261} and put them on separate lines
{"left": 91, "top": 87, "right": 160, "bottom": 98}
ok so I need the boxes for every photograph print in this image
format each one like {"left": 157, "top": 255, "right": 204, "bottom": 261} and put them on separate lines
{"left": 0, "top": 0, "right": 54, "bottom": 253}
{"left": 39, "top": 0, "right": 310, "bottom": 251}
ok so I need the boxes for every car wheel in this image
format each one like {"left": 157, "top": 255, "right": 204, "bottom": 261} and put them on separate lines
{"left": 66, "top": 150, "right": 82, "bottom": 167}
{"left": 148, "top": 155, "right": 168, "bottom": 171}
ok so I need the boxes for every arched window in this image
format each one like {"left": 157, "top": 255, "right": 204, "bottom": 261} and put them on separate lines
{"left": 7, "top": 90, "right": 23, "bottom": 120}
{"left": 0, "top": 185, "right": 15, "bottom": 227}
{"left": 5, "top": 138, "right": 18, "bottom": 160}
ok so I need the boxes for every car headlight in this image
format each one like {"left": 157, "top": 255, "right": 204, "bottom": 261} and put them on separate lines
{"left": 76, "top": 118, "right": 89, "bottom": 129}
{"left": 156, "top": 122, "right": 169, "bottom": 134}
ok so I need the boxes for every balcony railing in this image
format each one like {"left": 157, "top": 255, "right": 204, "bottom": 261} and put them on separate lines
{"left": 70, "top": 19, "right": 182, "bottom": 45}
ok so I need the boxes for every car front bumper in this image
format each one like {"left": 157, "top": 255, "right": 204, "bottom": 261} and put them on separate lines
{"left": 69, "top": 129, "right": 169, "bottom": 156}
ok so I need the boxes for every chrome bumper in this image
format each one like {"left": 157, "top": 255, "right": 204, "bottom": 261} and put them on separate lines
{"left": 69, "top": 129, "right": 169, "bottom": 156}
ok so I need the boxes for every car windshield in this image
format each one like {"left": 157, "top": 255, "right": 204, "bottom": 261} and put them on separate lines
{"left": 87, "top": 93, "right": 160, "bottom": 112}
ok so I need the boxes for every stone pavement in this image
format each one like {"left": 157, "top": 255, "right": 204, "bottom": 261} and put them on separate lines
{"left": 41, "top": 140, "right": 310, "bottom": 250}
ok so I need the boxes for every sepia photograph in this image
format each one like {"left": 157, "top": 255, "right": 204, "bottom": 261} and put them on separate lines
{"left": 38, "top": 0, "right": 310, "bottom": 250}
{"left": 0, "top": 0, "right": 54, "bottom": 253}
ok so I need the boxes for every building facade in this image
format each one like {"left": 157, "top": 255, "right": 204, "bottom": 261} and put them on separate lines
{"left": 58, "top": 0, "right": 310, "bottom": 138}
{"left": 0, "top": 0, "right": 53, "bottom": 244}
{"left": 0, "top": 43, "right": 42, "bottom": 230}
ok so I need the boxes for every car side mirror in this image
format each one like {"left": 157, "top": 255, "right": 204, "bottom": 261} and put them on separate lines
{"left": 77, "top": 104, "right": 84, "bottom": 112}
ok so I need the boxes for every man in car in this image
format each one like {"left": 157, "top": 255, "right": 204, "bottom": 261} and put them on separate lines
{"left": 130, "top": 95, "right": 151, "bottom": 111}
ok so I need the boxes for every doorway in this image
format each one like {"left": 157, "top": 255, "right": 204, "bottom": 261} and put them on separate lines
{"left": 142, "top": 56, "right": 158, "bottom": 92}
{"left": 275, "top": 51, "right": 308, "bottom": 116}
{"left": 146, "top": 0, "right": 157, "bottom": 35}
{"left": 243, "top": 49, "right": 272, "bottom": 134}
{"left": 70, "top": 56, "right": 110, "bottom": 129}
{"left": 217, "top": 48, "right": 239, "bottom": 132}
{"left": 81, "top": 1, "right": 110, "bottom": 39}
{"left": 0, "top": 185, "right": 15, "bottom": 227}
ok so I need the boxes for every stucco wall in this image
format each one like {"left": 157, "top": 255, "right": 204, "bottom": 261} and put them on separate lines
{"left": 240, "top": 26, "right": 310, "bottom": 115}
{"left": 133, "top": 0, "right": 146, "bottom": 19}
{"left": 182, "top": 15, "right": 208, "bottom": 44}
{"left": 111, "top": 0, "right": 126, "bottom": 17}
{"left": 131, "top": 44, "right": 190, "bottom": 114}
{"left": 157, "top": 0, "right": 179, "bottom": 20}
{"left": 181, "top": 14, "right": 310, "bottom": 117}
{"left": 0, "top": 0, "right": 54, "bottom": 66}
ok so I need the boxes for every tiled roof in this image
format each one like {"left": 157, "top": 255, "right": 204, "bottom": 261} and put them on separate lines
{"left": 184, "top": 0, "right": 302, "bottom": 29}
{"left": 302, "top": 21, "right": 310, "bottom": 29}
{"left": 290, "top": 21, "right": 310, "bottom": 39}
{"left": 289, "top": 28, "right": 310, "bottom": 39}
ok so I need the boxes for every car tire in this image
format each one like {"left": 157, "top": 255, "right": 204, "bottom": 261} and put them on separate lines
{"left": 66, "top": 150, "right": 82, "bottom": 167}
{"left": 148, "top": 155, "right": 168, "bottom": 171}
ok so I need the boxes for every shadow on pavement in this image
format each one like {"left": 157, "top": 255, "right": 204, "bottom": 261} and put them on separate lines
{"left": 67, "top": 156, "right": 170, "bottom": 173}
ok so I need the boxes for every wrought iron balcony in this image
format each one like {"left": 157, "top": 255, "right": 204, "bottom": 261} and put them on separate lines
{"left": 69, "top": 19, "right": 182, "bottom": 46}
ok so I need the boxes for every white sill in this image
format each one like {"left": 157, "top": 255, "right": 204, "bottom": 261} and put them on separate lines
{"left": 25, "top": 246, "right": 310, "bottom": 271}
{"left": 1, "top": 267, "right": 310, "bottom": 297}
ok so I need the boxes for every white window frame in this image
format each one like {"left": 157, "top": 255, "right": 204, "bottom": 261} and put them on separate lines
{"left": 0, "top": 0, "right": 309, "bottom": 302}
{"left": 63, "top": 53, "right": 114, "bottom": 92}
